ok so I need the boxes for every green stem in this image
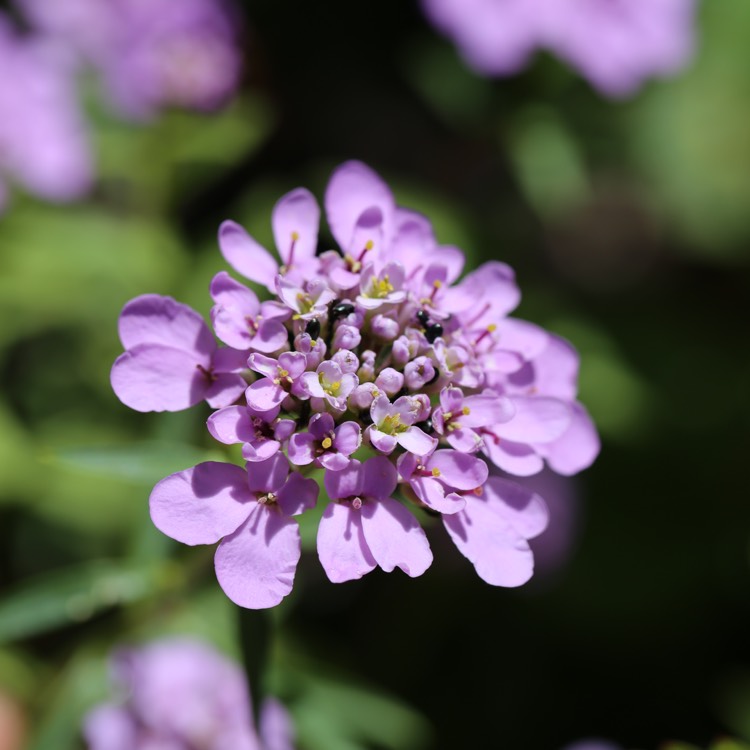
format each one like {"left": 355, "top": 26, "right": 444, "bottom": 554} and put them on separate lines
{"left": 237, "top": 605, "right": 271, "bottom": 727}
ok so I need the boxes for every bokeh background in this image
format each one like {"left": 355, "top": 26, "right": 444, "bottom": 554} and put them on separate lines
{"left": 1, "top": 1, "right": 750, "bottom": 748}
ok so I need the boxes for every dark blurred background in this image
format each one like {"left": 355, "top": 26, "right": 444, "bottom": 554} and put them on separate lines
{"left": 1, "top": 1, "right": 750, "bottom": 748}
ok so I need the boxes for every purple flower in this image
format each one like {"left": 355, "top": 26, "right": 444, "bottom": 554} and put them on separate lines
{"left": 421, "top": 0, "right": 697, "bottom": 97}
{"left": 0, "top": 14, "right": 92, "bottom": 210}
{"left": 318, "top": 457, "right": 433, "bottom": 582}
{"left": 19, "top": 0, "right": 242, "bottom": 119}
{"left": 83, "top": 638, "right": 296, "bottom": 750}
{"left": 111, "top": 294, "right": 246, "bottom": 412}
{"left": 112, "top": 160, "right": 599, "bottom": 606}
{"left": 150, "top": 455, "right": 317, "bottom": 608}
{"left": 288, "top": 413, "right": 361, "bottom": 471}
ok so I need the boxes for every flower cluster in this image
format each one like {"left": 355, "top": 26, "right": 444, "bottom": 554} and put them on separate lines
{"left": 83, "top": 639, "right": 295, "bottom": 750}
{"left": 16, "top": 0, "right": 242, "bottom": 119}
{"left": 420, "top": 0, "right": 697, "bottom": 97}
{"left": 111, "top": 161, "right": 600, "bottom": 608}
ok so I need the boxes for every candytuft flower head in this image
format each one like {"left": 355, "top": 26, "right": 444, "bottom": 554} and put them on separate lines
{"left": 420, "top": 0, "right": 697, "bottom": 97}
{"left": 111, "top": 160, "right": 600, "bottom": 608}
{"left": 83, "top": 638, "right": 296, "bottom": 750}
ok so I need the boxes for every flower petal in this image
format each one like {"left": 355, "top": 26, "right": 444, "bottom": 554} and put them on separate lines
{"left": 361, "top": 455, "right": 398, "bottom": 499}
{"left": 117, "top": 294, "right": 216, "bottom": 356}
{"left": 361, "top": 497, "right": 433, "bottom": 576}
{"left": 536, "top": 402, "right": 601, "bottom": 476}
{"left": 397, "top": 426, "right": 438, "bottom": 456}
{"left": 111, "top": 344, "right": 210, "bottom": 412}
{"left": 323, "top": 459, "right": 363, "bottom": 500}
{"left": 429, "top": 450, "right": 488, "bottom": 490}
{"left": 277, "top": 472, "right": 318, "bottom": 516}
{"left": 149, "top": 462, "right": 251, "bottom": 545}
{"left": 317, "top": 503, "right": 376, "bottom": 583}
{"left": 207, "top": 406, "right": 254, "bottom": 444}
{"left": 483, "top": 477, "right": 549, "bottom": 540}
{"left": 496, "top": 396, "right": 572, "bottom": 444}
{"left": 215, "top": 505, "right": 300, "bottom": 609}
{"left": 443, "top": 500, "right": 534, "bottom": 587}
{"left": 272, "top": 187, "right": 320, "bottom": 265}
{"left": 247, "top": 453, "right": 289, "bottom": 494}
{"left": 218, "top": 220, "right": 279, "bottom": 290}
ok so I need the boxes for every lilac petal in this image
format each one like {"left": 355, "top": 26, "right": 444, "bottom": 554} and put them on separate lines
{"left": 218, "top": 220, "right": 278, "bottom": 290}
{"left": 149, "top": 462, "right": 251, "bottom": 545}
{"left": 495, "top": 318, "right": 548, "bottom": 361}
{"left": 83, "top": 705, "right": 138, "bottom": 750}
{"left": 277, "top": 351, "right": 307, "bottom": 377}
{"left": 429, "top": 450, "right": 488, "bottom": 490}
{"left": 242, "top": 440, "right": 281, "bottom": 463}
{"left": 247, "top": 453, "right": 289, "bottom": 494}
{"left": 361, "top": 455, "right": 398, "bottom": 499}
{"left": 483, "top": 438, "right": 544, "bottom": 477}
{"left": 215, "top": 505, "right": 300, "bottom": 609}
{"left": 324, "top": 160, "right": 394, "bottom": 251}
{"left": 323, "top": 459, "right": 363, "bottom": 500}
{"left": 361, "top": 498, "right": 432, "bottom": 576}
{"left": 210, "top": 271, "right": 260, "bottom": 317}
{"left": 260, "top": 698, "right": 296, "bottom": 750}
{"left": 397, "top": 426, "right": 438, "bottom": 456}
{"left": 205, "top": 372, "right": 247, "bottom": 409}
{"left": 368, "top": 427, "right": 398, "bottom": 455}
{"left": 531, "top": 334, "right": 580, "bottom": 401}
{"left": 439, "top": 386, "right": 464, "bottom": 413}
{"left": 252, "top": 319, "right": 288, "bottom": 353}
{"left": 309, "top": 412, "right": 335, "bottom": 439}
{"left": 117, "top": 294, "right": 215, "bottom": 356}
{"left": 211, "top": 347, "right": 248, "bottom": 374}
{"left": 319, "top": 451, "right": 351, "bottom": 471}
{"left": 462, "top": 393, "right": 515, "bottom": 427}
{"left": 537, "top": 402, "right": 601, "bottom": 476}
{"left": 300, "top": 371, "right": 326, "bottom": 398}
{"left": 111, "top": 345, "right": 209, "bottom": 412}
{"left": 207, "top": 406, "right": 254, "bottom": 444}
{"left": 484, "top": 477, "right": 549, "bottom": 540}
{"left": 432, "top": 245, "right": 464, "bottom": 283}
{"left": 287, "top": 433, "right": 316, "bottom": 466}
{"left": 446, "top": 428, "right": 483, "bottom": 453}
{"left": 247, "top": 353, "right": 278, "bottom": 378}
{"left": 272, "top": 187, "right": 320, "bottom": 265}
{"left": 396, "top": 451, "right": 418, "bottom": 482}
{"left": 412, "top": 477, "right": 466, "bottom": 515}
{"left": 333, "top": 421, "right": 362, "bottom": 456}
{"left": 370, "top": 395, "right": 391, "bottom": 425}
{"left": 443, "top": 502, "right": 534, "bottom": 587}
{"left": 246, "top": 379, "right": 286, "bottom": 410}
{"left": 277, "top": 471, "right": 318, "bottom": 516}
{"left": 497, "top": 396, "right": 572, "bottom": 444}
{"left": 444, "top": 261, "right": 520, "bottom": 317}
{"left": 317, "top": 503, "right": 377, "bottom": 582}
{"left": 274, "top": 418, "right": 297, "bottom": 442}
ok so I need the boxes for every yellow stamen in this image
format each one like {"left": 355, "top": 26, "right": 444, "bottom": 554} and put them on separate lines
{"left": 365, "top": 240, "right": 374, "bottom": 251}
{"left": 321, "top": 437, "right": 333, "bottom": 449}
{"left": 433, "top": 279, "right": 443, "bottom": 289}
{"left": 291, "top": 231, "right": 300, "bottom": 241}
{"left": 462, "top": 406, "right": 471, "bottom": 416}
{"left": 431, "top": 467, "right": 441, "bottom": 477}
{"left": 487, "top": 323, "right": 497, "bottom": 333}
{"left": 278, "top": 369, "right": 289, "bottom": 378}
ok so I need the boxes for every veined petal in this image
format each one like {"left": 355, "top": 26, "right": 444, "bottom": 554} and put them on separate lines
{"left": 118, "top": 294, "right": 215, "bottom": 356}
{"left": 149, "top": 462, "right": 251, "bottom": 546}
{"left": 218, "top": 220, "right": 279, "bottom": 291}
{"left": 317, "top": 503, "right": 376, "bottom": 583}
{"left": 272, "top": 187, "right": 320, "bottom": 265}
{"left": 215, "top": 505, "right": 300, "bottom": 609}
{"left": 361, "top": 498, "right": 433, "bottom": 576}
{"left": 443, "top": 501, "right": 534, "bottom": 587}
{"left": 111, "top": 345, "right": 210, "bottom": 413}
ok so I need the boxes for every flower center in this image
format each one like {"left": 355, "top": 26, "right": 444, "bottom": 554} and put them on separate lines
{"left": 379, "top": 413, "right": 408, "bottom": 435}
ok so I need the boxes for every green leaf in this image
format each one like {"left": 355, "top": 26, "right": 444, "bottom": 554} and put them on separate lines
{"left": 0, "top": 559, "right": 172, "bottom": 644}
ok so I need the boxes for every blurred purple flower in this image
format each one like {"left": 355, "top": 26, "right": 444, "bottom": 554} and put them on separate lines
{"left": 0, "top": 13, "right": 92, "bottom": 210}
{"left": 420, "top": 0, "right": 697, "bottom": 97}
{"left": 83, "top": 638, "right": 295, "bottom": 750}
{"left": 17, "top": 0, "right": 242, "bottom": 119}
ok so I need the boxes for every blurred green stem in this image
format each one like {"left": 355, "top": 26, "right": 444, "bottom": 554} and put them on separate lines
{"left": 237, "top": 605, "right": 270, "bottom": 727}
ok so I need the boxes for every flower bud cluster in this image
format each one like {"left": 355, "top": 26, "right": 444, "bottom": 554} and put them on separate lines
{"left": 111, "top": 161, "right": 600, "bottom": 608}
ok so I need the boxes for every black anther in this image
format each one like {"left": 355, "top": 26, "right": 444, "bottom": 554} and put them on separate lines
{"left": 425, "top": 323, "right": 443, "bottom": 343}
{"left": 305, "top": 319, "right": 321, "bottom": 340}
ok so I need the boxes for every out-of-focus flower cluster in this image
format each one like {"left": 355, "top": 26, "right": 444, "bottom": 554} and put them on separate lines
{"left": 420, "top": 0, "right": 698, "bottom": 97}
{"left": 0, "top": 0, "right": 241, "bottom": 211}
{"left": 84, "top": 638, "right": 295, "bottom": 750}
{"left": 111, "top": 161, "right": 600, "bottom": 609}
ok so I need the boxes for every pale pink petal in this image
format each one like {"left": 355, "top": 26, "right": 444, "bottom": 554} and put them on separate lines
{"left": 218, "top": 220, "right": 279, "bottom": 290}
{"left": 443, "top": 500, "right": 535, "bottom": 587}
{"left": 118, "top": 294, "right": 215, "bottom": 356}
{"left": 149, "top": 462, "right": 251, "bottom": 545}
{"left": 412, "top": 476, "right": 466, "bottom": 514}
{"left": 361, "top": 455, "right": 398, "bottom": 499}
{"left": 323, "top": 459, "right": 363, "bottom": 500}
{"left": 483, "top": 477, "right": 549, "bottom": 540}
{"left": 111, "top": 345, "right": 209, "bottom": 412}
{"left": 397, "top": 426, "right": 438, "bottom": 456}
{"left": 317, "top": 503, "right": 376, "bottom": 583}
{"left": 536, "top": 402, "right": 601, "bottom": 476}
{"left": 496, "top": 396, "right": 572, "bottom": 444}
{"left": 207, "top": 405, "right": 254, "bottom": 444}
{"left": 276, "top": 472, "right": 318, "bottom": 516}
{"left": 272, "top": 187, "right": 320, "bottom": 265}
{"left": 247, "top": 453, "right": 289, "bottom": 494}
{"left": 429, "top": 450, "right": 488, "bottom": 490}
{"left": 361, "top": 497, "right": 433, "bottom": 576}
{"left": 205, "top": 372, "right": 247, "bottom": 409}
{"left": 215, "top": 505, "right": 300, "bottom": 609}
{"left": 482, "top": 438, "right": 544, "bottom": 477}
